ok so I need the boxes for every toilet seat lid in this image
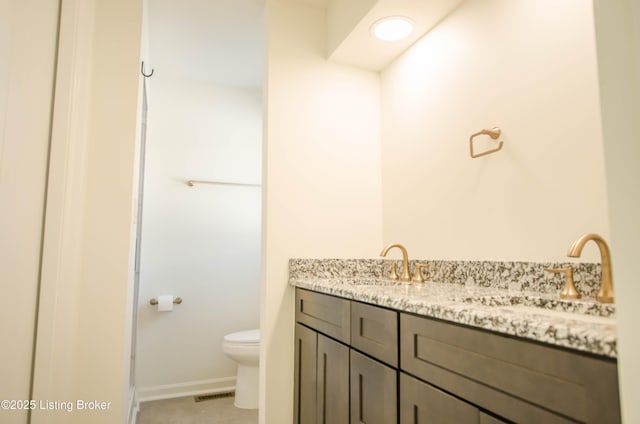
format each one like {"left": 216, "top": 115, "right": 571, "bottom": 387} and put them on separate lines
{"left": 224, "top": 329, "right": 260, "bottom": 344}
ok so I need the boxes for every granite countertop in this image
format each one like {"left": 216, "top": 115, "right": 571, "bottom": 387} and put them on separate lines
{"left": 289, "top": 261, "right": 617, "bottom": 358}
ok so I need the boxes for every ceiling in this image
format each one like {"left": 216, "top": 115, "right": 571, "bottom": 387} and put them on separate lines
{"left": 147, "top": 0, "right": 265, "bottom": 87}
{"left": 327, "top": 0, "right": 465, "bottom": 70}
{"left": 146, "top": 0, "right": 459, "bottom": 85}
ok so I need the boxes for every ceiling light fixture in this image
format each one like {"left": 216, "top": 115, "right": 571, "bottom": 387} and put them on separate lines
{"left": 371, "top": 16, "right": 414, "bottom": 41}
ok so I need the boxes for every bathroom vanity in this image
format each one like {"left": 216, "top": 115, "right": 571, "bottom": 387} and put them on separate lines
{"left": 291, "top": 259, "right": 620, "bottom": 424}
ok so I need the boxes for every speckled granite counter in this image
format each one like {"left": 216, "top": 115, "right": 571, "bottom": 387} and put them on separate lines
{"left": 289, "top": 259, "right": 617, "bottom": 358}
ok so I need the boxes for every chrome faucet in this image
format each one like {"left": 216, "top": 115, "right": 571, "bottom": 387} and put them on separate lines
{"left": 380, "top": 243, "right": 411, "bottom": 281}
{"left": 566, "top": 233, "right": 614, "bottom": 303}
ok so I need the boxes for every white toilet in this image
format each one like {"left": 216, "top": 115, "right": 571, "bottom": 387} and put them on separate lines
{"left": 222, "top": 329, "right": 260, "bottom": 409}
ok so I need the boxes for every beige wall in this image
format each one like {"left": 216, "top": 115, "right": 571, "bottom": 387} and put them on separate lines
{"left": 379, "top": 0, "right": 639, "bottom": 420}
{"left": 380, "top": 0, "right": 608, "bottom": 262}
{"left": 262, "top": 0, "right": 383, "bottom": 421}
{"left": 73, "top": 0, "right": 142, "bottom": 418}
{"left": 32, "top": 0, "right": 144, "bottom": 422}
{"left": 594, "top": 0, "right": 640, "bottom": 421}
{"left": 0, "top": 1, "right": 59, "bottom": 423}
{"left": 327, "top": 0, "right": 377, "bottom": 56}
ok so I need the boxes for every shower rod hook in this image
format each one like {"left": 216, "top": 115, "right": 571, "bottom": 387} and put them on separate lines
{"left": 141, "top": 61, "right": 154, "bottom": 78}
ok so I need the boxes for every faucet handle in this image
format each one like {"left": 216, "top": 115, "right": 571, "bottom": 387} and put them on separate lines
{"left": 545, "top": 267, "right": 581, "bottom": 300}
{"left": 411, "top": 263, "right": 429, "bottom": 283}
{"left": 384, "top": 262, "right": 399, "bottom": 281}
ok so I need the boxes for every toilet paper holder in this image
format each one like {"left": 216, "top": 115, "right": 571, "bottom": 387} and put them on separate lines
{"left": 149, "top": 297, "right": 183, "bottom": 306}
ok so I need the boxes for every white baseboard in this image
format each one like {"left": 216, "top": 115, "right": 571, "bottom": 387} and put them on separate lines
{"left": 136, "top": 377, "right": 236, "bottom": 404}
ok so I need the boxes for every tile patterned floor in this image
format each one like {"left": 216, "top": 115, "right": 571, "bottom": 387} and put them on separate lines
{"left": 137, "top": 395, "right": 258, "bottom": 424}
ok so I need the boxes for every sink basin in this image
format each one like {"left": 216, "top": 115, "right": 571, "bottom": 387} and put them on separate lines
{"left": 460, "top": 293, "right": 615, "bottom": 319}
{"left": 499, "top": 304, "right": 615, "bottom": 325}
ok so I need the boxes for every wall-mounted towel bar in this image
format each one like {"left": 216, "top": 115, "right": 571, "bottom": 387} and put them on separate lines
{"left": 469, "top": 127, "right": 504, "bottom": 158}
{"left": 186, "top": 179, "right": 262, "bottom": 188}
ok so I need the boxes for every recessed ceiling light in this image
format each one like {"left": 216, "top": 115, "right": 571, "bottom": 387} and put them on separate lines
{"left": 371, "top": 17, "right": 414, "bottom": 41}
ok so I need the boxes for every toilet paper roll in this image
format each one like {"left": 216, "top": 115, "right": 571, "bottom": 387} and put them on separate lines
{"left": 157, "top": 295, "right": 174, "bottom": 312}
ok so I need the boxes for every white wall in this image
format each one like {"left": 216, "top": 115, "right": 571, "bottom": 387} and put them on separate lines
{"left": 136, "top": 77, "right": 262, "bottom": 399}
{"left": 262, "top": 0, "right": 383, "bottom": 422}
{"left": 380, "top": 0, "right": 608, "bottom": 262}
{"left": 593, "top": 0, "right": 640, "bottom": 421}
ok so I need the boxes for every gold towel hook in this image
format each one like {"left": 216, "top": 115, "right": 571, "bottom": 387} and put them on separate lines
{"left": 469, "top": 127, "right": 504, "bottom": 158}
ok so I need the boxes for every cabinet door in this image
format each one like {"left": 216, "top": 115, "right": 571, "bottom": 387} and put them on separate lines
{"left": 317, "top": 334, "right": 349, "bottom": 424}
{"left": 350, "top": 350, "right": 397, "bottom": 424}
{"left": 294, "top": 323, "right": 317, "bottom": 424}
{"left": 400, "top": 373, "right": 479, "bottom": 424}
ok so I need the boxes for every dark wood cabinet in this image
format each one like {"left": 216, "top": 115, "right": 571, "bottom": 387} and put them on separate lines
{"left": 294, "top": 288, "right": 620, "bottom": 424}
{"left": 480, "top": 412, "right": 509, "bottom": 424}
{"left": 350, "top": 350, "right": 397, "bottom": 424}
{"left": 294, "top": 323, "right": 349, "bottom": 424}
{"left": 317, "top": 334, "right": 349, "bottom": 424}
{"left": 294, "top": 323, "right": 317, "bottom": 424}
{"left": 400, "top": 372, "right": 482, "bottom": 424}
{"left": 401, "top": 312, "right": 620, "bottom": 423}
{"left": 296, "top": 287, "right": 350, "bottom": 343}
{"left": 295, "top": 289, "right": 398, "bottom": 424}
{"left": 400, "top": 372, "right": 511, "bottom": 424}
{"left": 351, "top": 301, "right": 398, "bottom": 368}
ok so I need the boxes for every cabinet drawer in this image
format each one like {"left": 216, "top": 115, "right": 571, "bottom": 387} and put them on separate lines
{"left": 400, "top": 313, "right": 620, "bottom": 423}
{"left": 351, "top": 301, "right": 398, "bottom": 367}
{"left": 296, "top": 289, "right": 350, "bottom": 343}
